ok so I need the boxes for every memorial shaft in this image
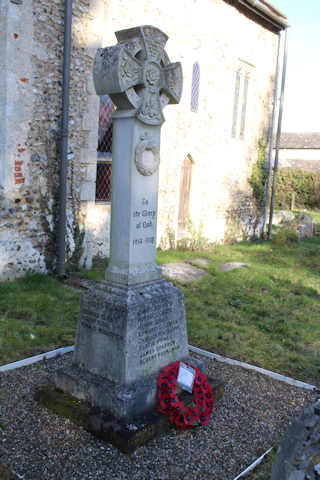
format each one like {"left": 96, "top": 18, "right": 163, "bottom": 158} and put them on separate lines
{"left": 55, "top": 26, "right": 191, "bottom": 420}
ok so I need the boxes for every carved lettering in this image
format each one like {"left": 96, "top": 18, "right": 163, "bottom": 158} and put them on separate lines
{"left": 133, "top": 238, "right": 143, "bottom": 247}
{"left": 137, "top": 309, "right": 180, "bottom": 366}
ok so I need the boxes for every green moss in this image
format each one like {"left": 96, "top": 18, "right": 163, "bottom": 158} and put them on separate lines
{"left": 34, "top": 384, "right": 91, "bottom": 428}
{"left": 248, "top": 140, "right": 268, "bottom": 210}
{"left": 38, "top": 132, "right": 85, "bottom": 274}
{"left": 0, "top": 464, "right": 18, "bottom": 480}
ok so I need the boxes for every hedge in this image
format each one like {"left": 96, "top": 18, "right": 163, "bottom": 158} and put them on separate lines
{"left": 275, "top": 168, "right": 320, "bottom": 210}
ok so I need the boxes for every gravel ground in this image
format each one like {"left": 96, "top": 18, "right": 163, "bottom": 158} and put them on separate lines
{"left": 0, "top": 352, "right": 317, "bottom": 480}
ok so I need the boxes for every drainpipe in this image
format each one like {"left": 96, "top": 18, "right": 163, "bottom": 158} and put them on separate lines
{"left": 237, "top": 0, "right": 289, "bottom": 30}
{"left": 261, "top": 30, "right": 281, "bottom": 238}
{"left": 268, "top": 28, "right": 288, "bottom": 239}
{"left": 57, "top": 0, "right": 72, "bottom": 276}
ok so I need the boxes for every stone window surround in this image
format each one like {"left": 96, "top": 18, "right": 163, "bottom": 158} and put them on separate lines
{"left": 231, "top": 59, "right": 254, "bottom": 140}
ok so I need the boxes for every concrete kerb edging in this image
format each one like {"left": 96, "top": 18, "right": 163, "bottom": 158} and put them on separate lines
{"left": 233, "top": 447, "right": 273, "bottom": 480}
{"left": 0, "top": 346, "right": 75, "bottom": 372}
{"left": 0, "top": 344, "right": 317, "bottom": 479}
{"left": 188, "top": 347, "right": 318, "bottom": 480}
{"left": 1, "top": 344, "right": 317, "bottom": 391}
{"left": 189, "top": 345, "right": 318, "bottom": 391}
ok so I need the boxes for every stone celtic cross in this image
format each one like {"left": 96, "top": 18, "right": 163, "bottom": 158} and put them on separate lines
{"left": 93, "top": 26, "right": 183, "bottom": 285}
{"left": 94, "top": 25, "right": 182, "bottom": 126}
{"left": 55, "top": 27, "right": 190, "bottom": 422}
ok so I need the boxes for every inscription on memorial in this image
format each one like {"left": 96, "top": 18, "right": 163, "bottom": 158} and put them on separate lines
{"left": 79, "top": 302, "right": 124, "bottom": 339}
{"left": 137, "top": 305, "right": 180, "bottom": 367}
{"left": 132, "top": 197, "right": 157, "bottom": 247}
{"left": 80, "top": 315, "right": 123, "bottom": 340}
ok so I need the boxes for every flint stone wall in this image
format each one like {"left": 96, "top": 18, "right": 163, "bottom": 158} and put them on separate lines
{"left": 1, "top": 0, "right": 279, "bottom": 280}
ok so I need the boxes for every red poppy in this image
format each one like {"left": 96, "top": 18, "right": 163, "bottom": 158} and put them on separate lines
{"left": 207, "top": 383, "right": 213, "bottom": 397}
{"left": 194, "top": 372, "right": 206, "bottom": 386}
{"left": 157, "top": 373, "right": 169, "bottom": 385}
{"left": 194, "top": 383, "right": 205, "bottom": 394}
{"left": 175, "top": 412, "right": 188, "bottom": 429}
{"left": 159, "top": 393, "right": 171, "bottom": 412}
{"left": 195, "top": 395, "right": 205, "bottom": 409}
{"left": 160, "top": 366, "right": 171, "bottom": 375}
{"left": 204, "top": 397, "right": 214, "bottom": 412}
{"left": 183, "top": 407, "right": 198, "bottom": 426}
{"left": 172, "top": 398, "right": 185, "bottom": 411}
{"left": 199, "top": 413, "right": 210, "bottom": 426}
{"left": 167, "top": 385, "right": 177, "bottom": 398}
{"left": 168, "top": 409, "right": 180, "bottom": 424}
{"left": 158, "top": 379, "right": 170, "bottom": 393}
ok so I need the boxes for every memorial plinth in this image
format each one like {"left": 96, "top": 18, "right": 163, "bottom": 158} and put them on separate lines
{"left": 54, "top": 25, "right": 199, "bottom": 420}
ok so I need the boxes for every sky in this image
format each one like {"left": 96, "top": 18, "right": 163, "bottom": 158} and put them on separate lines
{"left": 272, "top": 0, "right": 320, "bottom": 132}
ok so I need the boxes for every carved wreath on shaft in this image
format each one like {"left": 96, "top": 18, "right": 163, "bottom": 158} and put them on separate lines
{"left": 135, "top": 133, "right": 160, "bottom": 176}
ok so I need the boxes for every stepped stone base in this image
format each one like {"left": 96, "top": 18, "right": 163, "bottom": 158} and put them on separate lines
{"left": 54, "top": 357, "right": 202, "bottom": 420}
{"left": 54, "top": 279, "right": 198, "bottom": 419}
{"left": 36, "top": 378, "right": 224, "bottom": 453}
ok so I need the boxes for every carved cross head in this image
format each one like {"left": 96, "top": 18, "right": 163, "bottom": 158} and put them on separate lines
{"left": 93, "top": 25, "right": 183, "bottom": 126}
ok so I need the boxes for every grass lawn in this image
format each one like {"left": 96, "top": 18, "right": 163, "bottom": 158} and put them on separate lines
{"left": 158, "top": 236, "right": 320, "bottom": 385}
{"left": 0, "top": 274, "right": 81, "bottom": 365}
{"left": 1, "top": 234, "right": 320, "bottom": 385}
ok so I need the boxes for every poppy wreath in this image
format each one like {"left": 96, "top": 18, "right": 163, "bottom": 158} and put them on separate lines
{"left": 157, "top": 361, "right": 214, "bottom": 429}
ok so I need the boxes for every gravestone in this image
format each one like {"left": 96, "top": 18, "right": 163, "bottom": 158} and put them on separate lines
{"left": 270, "top": 400, "right": 320, "bottom": 480}
{"left": 55, "top": 25, "right": 198, "bottom": 420}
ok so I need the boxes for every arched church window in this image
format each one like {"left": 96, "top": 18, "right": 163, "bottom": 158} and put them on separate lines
{"left": 191, "top": 62, "right": 200, "bottom": 113}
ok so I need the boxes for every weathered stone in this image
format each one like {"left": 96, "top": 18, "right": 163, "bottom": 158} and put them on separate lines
{"left": 273, "top": 210, "right": 295, "bottom": 225}
{"left": 55, "top": 26, "right": 194, "bottom": 422}
{"left": 55, "top": 279, "right": 193, "bottom": 418}
{"left": 36, "top": 377, "right": 224, "bottom": 452}
{"left": 93, "top": 25, "right": 182, "bottom": 287}
{"left": 93, "top": 25, "right": 182, "bottom": 126}
{"left": 161, "top": 262, "right": 207, "bottom": 284}
{"left": 271, "top": 401, "right": 320, "bottom": 480}
{"left": 218, "top": 262, "right": 248, "bottom": 272}
{"left": 188, "top": 257, "right": 213, "bottom": 268}
{"left": 295, "top": 213, "right": 313, "bottom": 238}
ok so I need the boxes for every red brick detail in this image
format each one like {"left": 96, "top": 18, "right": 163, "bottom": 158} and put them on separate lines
{"left": 20, "top": 78, "right": 29, "bottom": 83}
{"left": 14, "top": 159, "right": 25, "bottom": 185}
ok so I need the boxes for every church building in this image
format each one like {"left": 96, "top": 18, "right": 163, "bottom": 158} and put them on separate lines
{"left": 0, "top": 0, "right": 288, "bottom": 279}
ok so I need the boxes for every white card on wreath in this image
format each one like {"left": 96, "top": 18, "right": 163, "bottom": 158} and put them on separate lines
{"left": 177, "top": 362, "right": 196, "bottom": 393}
